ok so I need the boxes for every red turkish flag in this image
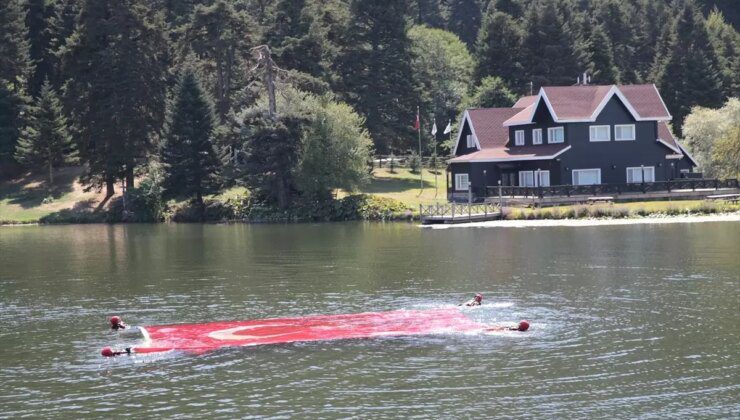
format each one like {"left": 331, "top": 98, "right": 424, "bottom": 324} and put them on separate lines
{"left": 413, "top": 112, "right": 420, "bottom": 130}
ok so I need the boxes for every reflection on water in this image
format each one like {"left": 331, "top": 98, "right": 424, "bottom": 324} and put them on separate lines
{"left": 0, "top": 222, "right": 739, "bottom": 417}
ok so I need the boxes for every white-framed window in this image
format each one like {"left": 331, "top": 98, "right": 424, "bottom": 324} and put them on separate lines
{"left": 518, "top": 170, "right": 550, "bottom": 187}
{"left": 626, "top": 166, "right": 655, "bottom": 183}
{"left": 455, "top": 173, "right": 470, "bottom": 191}
{"left": 532, "top": 128, "right": 542, "bottom": 145}
{"left": 518, "top": 171, "right": 534, "bottom": 187}
{"left": 615, "top": 124, "right": 635, "bottom": 141}
{"left": 589, "top": 125, "right": 611, "bottom": 142}
{"left": 572, "top": 168, "right": 601, "bottom": 185}
{"left": 538, "top": 170, "right": 550, "bottom": 187}
{"left": 548, "top": 127, "right": 564, "bottom": 143}
{"left": 466, "top": 134, "right": 475, "bottom": 148}
{"left": 514, "top": 130, "right": 525, "bottom": 146}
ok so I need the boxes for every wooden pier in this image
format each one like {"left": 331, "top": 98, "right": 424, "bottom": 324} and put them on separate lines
{"left": 420, "top": 202, "right": 501, "bottom": 225}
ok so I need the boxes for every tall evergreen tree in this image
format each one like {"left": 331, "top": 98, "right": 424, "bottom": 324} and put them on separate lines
{"left": 335, "top": 0, "right": 417, "bottom": 153}
{"left": 475, "top": 5, "right": 525, "bottom": 90}
{"left": 705, "top": 8, "right": 740, "bottom": 98}
{"left": 25, "top": 0, "right": 56, "bottom": 97}
{"left": 15, "top": 80, "right": 77, "bottom": 184}
{"left": 161, "top": 66, "right": 220, "bottom": 205}
{"left": 578, "top": 22, "right": 619, "bottom": 84}
{"left": 445, "top": 0, "right": 483, "bottom": 48}
{"left": 181, "top": 0, "right": 256, "bottom": 121}
{"left": 653, "top": 1, "right": 725, "bottom": 134}
{"left": 62, "top": 0, "right": 168, "bottom": 196}
{"left": 593, "top": 0, "right": 637, "bottom": 83}
{"left": 412, "top": 0, "right": 445, "bottom": 28}
{"left": 0, "top": 0, "right": 31, "bottom": 171}
{"left": 521, "top": 0, "right": 579, "bottom": 89}
{"left": 492, "top": 0, "right": 523, "bottom": 18}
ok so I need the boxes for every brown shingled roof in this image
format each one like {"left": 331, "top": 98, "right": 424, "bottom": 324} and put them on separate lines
{"left": 504, "top": 84, "right": 671, "bottom": 126}
{"left": 448, "top": 144, "right": 571, "bottom": 163}
{"left": 466, "top": 108, "right": 522, "bottom": 149}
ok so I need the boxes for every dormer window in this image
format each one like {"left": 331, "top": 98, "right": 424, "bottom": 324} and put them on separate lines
{"left": 532, "top": 129, "right": 542, "bottom": 145}
{"left": 466, "top": 134, "right": 475, "bottom": 148}
{"left": 514, "top": 130, "right": 525, "bottom": 146}
{"left": 548, "top": 127, "right": 564, "bottom": 143}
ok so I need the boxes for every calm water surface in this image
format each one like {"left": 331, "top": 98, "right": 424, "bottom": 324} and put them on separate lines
{"left": 0, "top": 222, "right": 738, "bottom": 418}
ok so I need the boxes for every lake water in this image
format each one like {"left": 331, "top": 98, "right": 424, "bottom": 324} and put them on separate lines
{"left": 0, "top": 222, "right": 738, "bottom": 418}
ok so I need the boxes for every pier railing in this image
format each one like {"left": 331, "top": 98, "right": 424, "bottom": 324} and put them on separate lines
{"left": 420, "top": 202, "right": 500, "bottom": 223}
{"left": 485, "top": 178, "right": 739, "bottom": 199}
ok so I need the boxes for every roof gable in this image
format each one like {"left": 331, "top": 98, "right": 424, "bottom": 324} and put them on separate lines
{"left": 453, "top": 108, "right": 521, "bottom": 154}
{"left": 504, "top": 84, "right": 672, "bottom": 126}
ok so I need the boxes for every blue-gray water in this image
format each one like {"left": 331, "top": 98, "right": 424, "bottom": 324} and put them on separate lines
{"left": 0, "top": 222, "right": 738, "bottom": 418}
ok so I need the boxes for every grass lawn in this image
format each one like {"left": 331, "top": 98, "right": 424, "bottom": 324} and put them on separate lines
{"left": 353, "top": 167, "right": 449, "bottom": 207}
{"left": 507, "top": 199, "right": 739, "bottom": 218}
{"left": 0, "top": 167, "right": 110, "bottom": 223}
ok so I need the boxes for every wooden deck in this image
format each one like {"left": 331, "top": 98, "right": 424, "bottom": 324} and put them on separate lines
{"left": 420, "top": 203, "right": 501, "bottom": 225}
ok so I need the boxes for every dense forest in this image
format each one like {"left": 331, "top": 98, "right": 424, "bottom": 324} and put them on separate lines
{"left": 0, "top": 0, "right": 738, "bottom": 212}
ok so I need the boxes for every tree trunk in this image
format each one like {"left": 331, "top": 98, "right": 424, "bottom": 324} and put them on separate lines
{"left": 106, "top": 179, "right": 115, "bottom": 198}
{"left": 125, "top": 166, "right": 135, "bottom": 190}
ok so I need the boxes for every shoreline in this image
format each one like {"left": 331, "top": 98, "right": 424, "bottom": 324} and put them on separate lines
{"left": 422, "top": 213, "right": 740, "bottom": 229}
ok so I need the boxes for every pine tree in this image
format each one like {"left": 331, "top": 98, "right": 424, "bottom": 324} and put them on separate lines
{"left": 181, "top": 0, "right": 256, "bottom": 121}
{"left": 653, "top": 1, "right": 725, "bottom": 135}
{"left": 705, "top": 8, "right": 740, "bottom": 98}
{"left": 15, "top": 80, "right": 77, "bottom": 184}
{"left": 62, "top": 0, "right": 168, "bottom": 196}
{"left": 492, "top": 0, "right": 523, "bottom": 18}
{"left": 446, "top": 0, "right": 483, "bottom": 47}
{"left": 161, "top": 66, "right": 220, "bottom": 206}
{"left": 412, "top": 0, "right": 445, "bottom": 28}
{"left": 579, "top": 23, "right": 619, "bottom": 84}
{"left": 593, "top": 0, "right": 637, "bottom": 83}
{"left": 335, "top": 0, "right": 417, "bottom": 153}
{"left": 521, "top": 0, "right": 579, "bottom": 89}
{"left": 0, "top": 0, "right": 31, "bottom": 170}
{"left": 241, "top": 114, "right": 306, "bottom": 209}
{"left": 475, "top": 5, "right": 524, "bottom": 90}
{"left": 25, "top": 0, "right": 56, "bottom": 97}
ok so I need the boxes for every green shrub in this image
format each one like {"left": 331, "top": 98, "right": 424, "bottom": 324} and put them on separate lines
{"left": 561, "top": 207, "right": 575, "bottom": 219}
{"left": 574, "top": 206, "right": 589, "bottom": 218}
{"left": 408, "top": 151, "right": 422, "bottom": 174}
{"left": 632, "top": 207, "right": 648, "bottom": 217}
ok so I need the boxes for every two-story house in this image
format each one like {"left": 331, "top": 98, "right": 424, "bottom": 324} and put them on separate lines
{"left": 447, "top": 84, "right": 696, "bottom": 200}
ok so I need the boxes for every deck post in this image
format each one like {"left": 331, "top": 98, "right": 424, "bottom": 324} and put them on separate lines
{"left": 451, "top": 203, "right": 455, "bottom": 219}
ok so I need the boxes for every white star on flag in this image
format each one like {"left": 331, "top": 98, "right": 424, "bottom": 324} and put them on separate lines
{"left": 431, "top": 120, "right": 437, "bottom": 136}
{"left": 443, "top": 120, "right": 452, "bottom": 134}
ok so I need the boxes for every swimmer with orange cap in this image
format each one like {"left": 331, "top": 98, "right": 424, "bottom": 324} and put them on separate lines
{"left": 459, "top": 293, "right": 483, "bottom": 307}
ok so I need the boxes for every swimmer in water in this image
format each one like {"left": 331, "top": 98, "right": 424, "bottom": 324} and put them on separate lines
{"left": 459, "top": 293, "right": 483, "bottom": 307}
{"left": 101, "top": 347, "right": 132, "bottom": 357}
{"left": 485, "top": 320, "right": 530, "bottom": 333}
{"left": 110, "top": 316, "right": 127, "bottom": 330}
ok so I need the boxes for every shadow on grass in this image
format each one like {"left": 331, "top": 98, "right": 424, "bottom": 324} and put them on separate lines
{"left": 364, "top": 176, "right": 438, "bottom": 194}
{"left": 39, "top": 198, "right": 107, "bottom": 224}
{"left": 1, "top": 167, "right": 80, "bottom": 209}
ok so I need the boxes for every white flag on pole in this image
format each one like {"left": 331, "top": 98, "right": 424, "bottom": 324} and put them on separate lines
{"left": 431, "top": 120, "right": 437, "bottom": 136}
{"left": 443, "top": 120, "right": 452, "bottom": 134}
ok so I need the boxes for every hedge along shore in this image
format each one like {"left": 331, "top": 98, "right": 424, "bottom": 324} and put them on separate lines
{"left": 424, "top": 213, "right": 740, "bottom": 229}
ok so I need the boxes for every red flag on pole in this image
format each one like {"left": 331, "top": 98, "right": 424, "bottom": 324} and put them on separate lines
{"left": 413, "top": 110, "right": 420, "bottom": 130}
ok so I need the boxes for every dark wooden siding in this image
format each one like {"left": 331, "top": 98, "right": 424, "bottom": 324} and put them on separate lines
{"left": 454, "top": 118, "right": 478, "bottom": 155}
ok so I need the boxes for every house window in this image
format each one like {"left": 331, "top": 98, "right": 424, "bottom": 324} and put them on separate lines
{"left": 589, "top": 125, "right": 610, "bottom": 142}
{"left": 518, "top": 171, "right": 534, "bottom": 187}
{"left": 626, "top": 166, "right": 655, "bottom": 183}
{"left": 538, "top": 170, "right": 550, "bottom": 187}
{"left": 518, "top": 170, "right": 550, "bottom": 187}
{"left": 515, "top": 130, "right": 525, "bottom": 146}
{"left": 615, "top": 124, "right": 635, "bottom": 141}
{"left": 532, "top": 129, "right": 542, "bottom": 145}
{"left": 455, "top": 173, "right": 470, "bottom": 191}
{"left": 548, "top": 127, "right": 564, "bottom": 143}
{"left": 572, "top": 168, "right": 601, "bottom": 185}
{"left": 466, "top": 134, "right": 475, "bottom": 148}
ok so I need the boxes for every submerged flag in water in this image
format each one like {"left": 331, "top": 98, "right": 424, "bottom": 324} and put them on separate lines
{"left": 444, "top": 120, "right": 452, "bottom": 134}
{"left": 431, "top": 120, "right": 437, "bottom": 136}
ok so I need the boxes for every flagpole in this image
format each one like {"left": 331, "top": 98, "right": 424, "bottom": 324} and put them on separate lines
{"left": 417, "top": 105, "right": 423, "bottom": 190}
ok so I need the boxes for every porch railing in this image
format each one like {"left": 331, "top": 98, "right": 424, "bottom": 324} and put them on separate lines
{"left": 419, "top": 202, "right": 499, "bottom": 220}
{"left": 485, "top": 178, "right": 739, "bottom": 199}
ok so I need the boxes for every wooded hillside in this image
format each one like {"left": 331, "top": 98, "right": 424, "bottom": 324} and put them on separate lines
{"left": 0, "top": 0, "right": 737, "bottom": 208}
